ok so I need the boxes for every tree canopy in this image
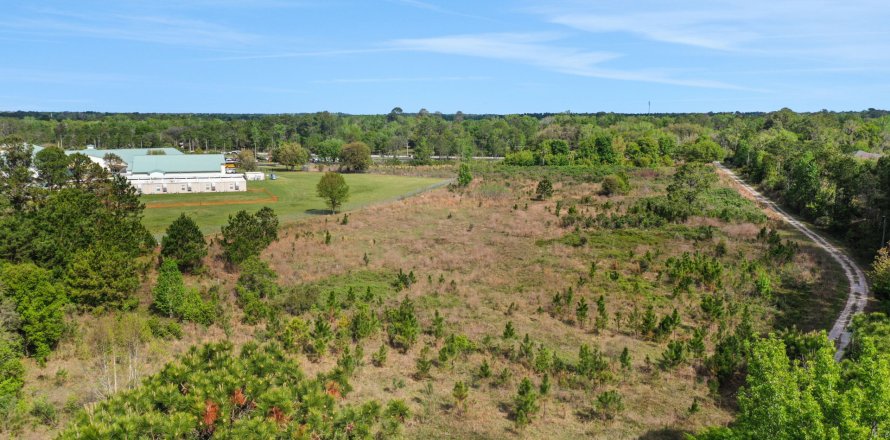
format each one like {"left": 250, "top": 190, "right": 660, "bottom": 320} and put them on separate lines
{"left": 316, "top": 172, "right": 350, "bottom": 214}
{"left": 339, "top": 141, "right": 371, "bottom": 172}
{"left": 161, "top": 213, "right": 207, "bottom": 272}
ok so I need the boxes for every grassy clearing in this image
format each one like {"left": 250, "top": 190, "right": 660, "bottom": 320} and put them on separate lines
{"left": 140, "top": 171, "right": 446, "bottom": 235}
{"left": 22, "top": 166, "right": 849, "bottom": 439}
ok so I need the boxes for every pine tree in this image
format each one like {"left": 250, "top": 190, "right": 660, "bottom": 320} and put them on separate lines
{"left": 503, "top": 321, "right": 516, "bottom": 339}
{"left": 431, "top": 310, "right": 445, "bottom": 340}
{"left": 452, "top": 381, "right": 469, "bottom": 413}
{"left": 160, "top": 213, "right": 207, "bottom": 271}
{"left": 415, "top": 346, "right": 433, "bottom": 379}
{"left": 620, "top": 347, "right": 631, "bottom": 370}
{"left": 514, "top": 378, "right": 539, "bottom": 428}
{"left": 576, "top": 297, "right": 589, "bottom": 327}
{"left": 153, "top": 259, "right": 186, "bottom": 318}
{"left": 479, "top": 360, "right": 492, "bottom": 378}
{"left": 595, "top": 295, "right": 608, "bottom": 332}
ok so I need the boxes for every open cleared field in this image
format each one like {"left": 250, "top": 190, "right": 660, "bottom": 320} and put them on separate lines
{"left": 19, "top": 167, "right": 850, "bottom": 439}
{"left": 140, "top": 171, "right": 447, "bottom": 235}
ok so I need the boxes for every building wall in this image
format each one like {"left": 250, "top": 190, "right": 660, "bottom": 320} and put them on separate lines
{"left": 129, "top": 176, "right": 247, "bottom": 194}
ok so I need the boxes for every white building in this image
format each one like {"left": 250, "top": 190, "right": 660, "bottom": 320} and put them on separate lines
{"left": 66, "top": 147, "right": 247, "bottom": 194}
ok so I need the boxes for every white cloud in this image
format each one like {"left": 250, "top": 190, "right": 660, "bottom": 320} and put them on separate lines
{"left": 389, "top": 33, "right": 618, "bottom": 75}
{"left": 0, "top": 8, "right": 260, "bottom": 48}
{"left": 387, "top": 33, "right": 747, "bottom": 89}
{"left": 550, "top": 11, "right": 754, "bottom": 51}
{"left": 313, "top": 76, "right": 490, "bottom": 84}
{"left": 535, "top": 0, "right": 890, "bottom": 63}
{"left": 387, "top": 0, "right": 494, "bottom": 21}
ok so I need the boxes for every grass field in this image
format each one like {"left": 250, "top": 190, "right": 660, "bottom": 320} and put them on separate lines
{"left": 21, "top": 167, "right": 851, "bottom": 439}
{"left": 140, "top": 171, "right": 447, "bottom": 235}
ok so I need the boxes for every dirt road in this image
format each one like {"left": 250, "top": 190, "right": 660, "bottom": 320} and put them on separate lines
{"left": 715, "top": 162, "right": 869, "bottom": 360}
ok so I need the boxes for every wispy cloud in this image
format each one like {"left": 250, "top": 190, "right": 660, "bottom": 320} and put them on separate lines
{"left": 313, "top": 76, "right": 490, "bottom": 84}
{"left": 387, "top": 33, "right": 748, "bottom": 89}
{"left": 389, "top": 33, "right": 618, "bottom": 75}
{"left": 205, "top": 48, "right": 398, "bottom": 61}
{"left": 0, "top": 68, "right": 134, "bottom": 85}
{"left": 0, "top": 8, "right": 260, "bottom": 48}
{"left": 549, "top": 11, "right": 754, "bottom": 51}
{"left": 387, "top": 0, "right": 495, "bottom": 21}
{"left": 534, "top": 0, "right": 890, "bottom": 63}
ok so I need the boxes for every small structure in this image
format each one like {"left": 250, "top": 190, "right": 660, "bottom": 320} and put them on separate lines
{"left": 245, "top": 171, "right": 266, "bottom": 181}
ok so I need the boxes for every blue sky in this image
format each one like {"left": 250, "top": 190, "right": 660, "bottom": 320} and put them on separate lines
{"left": 1, "top": 0, "right": 888, "bottom": 114}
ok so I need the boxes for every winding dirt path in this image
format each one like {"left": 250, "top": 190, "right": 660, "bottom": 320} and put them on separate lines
{"left": 714, "top": 162, "right": 869, "bottom": 360}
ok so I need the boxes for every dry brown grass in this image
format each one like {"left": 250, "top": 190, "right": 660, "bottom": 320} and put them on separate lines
{"left": 19, "top": 169, "right": 848, "bottom": 439}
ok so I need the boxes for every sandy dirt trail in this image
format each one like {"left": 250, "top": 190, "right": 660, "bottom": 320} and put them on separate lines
{"left": 715, "top": 162, "right": 869, "bottom": 360}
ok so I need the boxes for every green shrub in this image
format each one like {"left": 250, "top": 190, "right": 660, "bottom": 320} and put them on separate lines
{"left": 147, "top": 317, "right": 182, "bottom": 340}
{"left": 457, "top": 163, "right": 473, "bottom": 187}
{"left": 600, "top": 174, "right": 629, "bottom": 196}
{"left": 513, "top": 378, "right": 539, "bottom": 428}
{"left": 30, "top": 397, "right": 57, "bottom": 426}
{"left": 386, "top": 298, "right": 420, "bottom": 352}
{"left": 535, "top": 177, "right": 554, "bottom": 200}
{"left": 219, "top": 207, "right": 279, "bottom": 265}
{"left": 0, "top": 264, "right": 67, "bottom": 361}
{"left": 595, "top": 390, "right": 625, "bottom": 420}
{"left": 372, "top": 344, "right": 388, "bottom": 367}
{"left": 0, "top": 338, "right": 24, "bottom": 399}
{"left": 59, "top": 342, "right": 400, "bottom": 438}
{"left": 152, "top": 260, "right": 214, "bottom": 325}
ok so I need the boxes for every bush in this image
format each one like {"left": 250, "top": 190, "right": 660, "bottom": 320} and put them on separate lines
{"left": 152, "top": 260, "right": 214, "bottom": 325}
{"left": 535, "top": 177, "right": 553, "bottom": 200}
{"left": 457, "top": 162, "right": 473, "bottom": 187}
{"left": 386, "top": 298, "right": 420, "bottom": 353}
{"left": 0, "top": 338, "right": 24, "bottom": 400}
{"left": 600, "top": 174, "right": 629, "bottom": 196}
{"left": 504, "top": 150, "right": 536, "bottom": 166}
{"left": 160, "top": 214, "right": 207, "bottom": 271}
{"left": 1, "top": 264, "right": 67, "bottom": 361}
{"left": 595, "top": 390, "right": 624, "bottom": 420}
{"left": 30, "top": 397, "right": 57, "bottom": 427}
{"left": 235, "top": 257, "right": 280, "bottom": 324}
{"left": 147, "top": 317, "right": 183, "bottom": 340}
{"left": 871, "top": 246, "right": 890, "bottom": 300}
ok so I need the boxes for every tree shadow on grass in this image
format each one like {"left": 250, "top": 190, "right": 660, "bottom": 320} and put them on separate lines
{"left": 637, "top": 428, "right": 688, "bottom": 440}
{"left": 304, "top": 209, "right": 334, "bottom": 215}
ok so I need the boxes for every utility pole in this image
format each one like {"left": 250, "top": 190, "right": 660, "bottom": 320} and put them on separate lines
{"left": 648, "top": 101, "right": 651, "bottom": 115}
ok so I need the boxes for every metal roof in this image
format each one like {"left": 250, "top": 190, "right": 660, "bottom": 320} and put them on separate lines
{"left": 130, "top": 154, "right": 225, "bottom": 174}
{"left": 66, "top": 147, "right": 183, "bottom": 167}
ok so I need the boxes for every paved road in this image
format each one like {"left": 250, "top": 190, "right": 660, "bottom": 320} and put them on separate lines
{"left": 715, "top": 162, "right": 869, "bottom": 360}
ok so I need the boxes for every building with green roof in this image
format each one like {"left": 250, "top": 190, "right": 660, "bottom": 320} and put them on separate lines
{"left": 64, "top": 147, "right": 246, "bottom": 194}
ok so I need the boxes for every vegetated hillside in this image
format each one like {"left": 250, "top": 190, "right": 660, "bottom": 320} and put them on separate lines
{"left": 17, "top": 164, "right": 850, "bottom": 439}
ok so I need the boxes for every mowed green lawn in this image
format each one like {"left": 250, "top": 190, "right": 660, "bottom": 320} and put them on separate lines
{"left": 141, "top": 171, "right": 447, "bottom": 236}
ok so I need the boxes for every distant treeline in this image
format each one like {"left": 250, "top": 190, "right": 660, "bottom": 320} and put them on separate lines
{"left": 1, "top": 108, "right": 888, "bottom": 156}
{"left": 4, "top": 107, "right": 890, "bottom": 257}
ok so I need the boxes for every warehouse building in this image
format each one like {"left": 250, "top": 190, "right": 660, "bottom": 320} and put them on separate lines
{"left": 65, "top": 147, "right": 247, "bottom": 194}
